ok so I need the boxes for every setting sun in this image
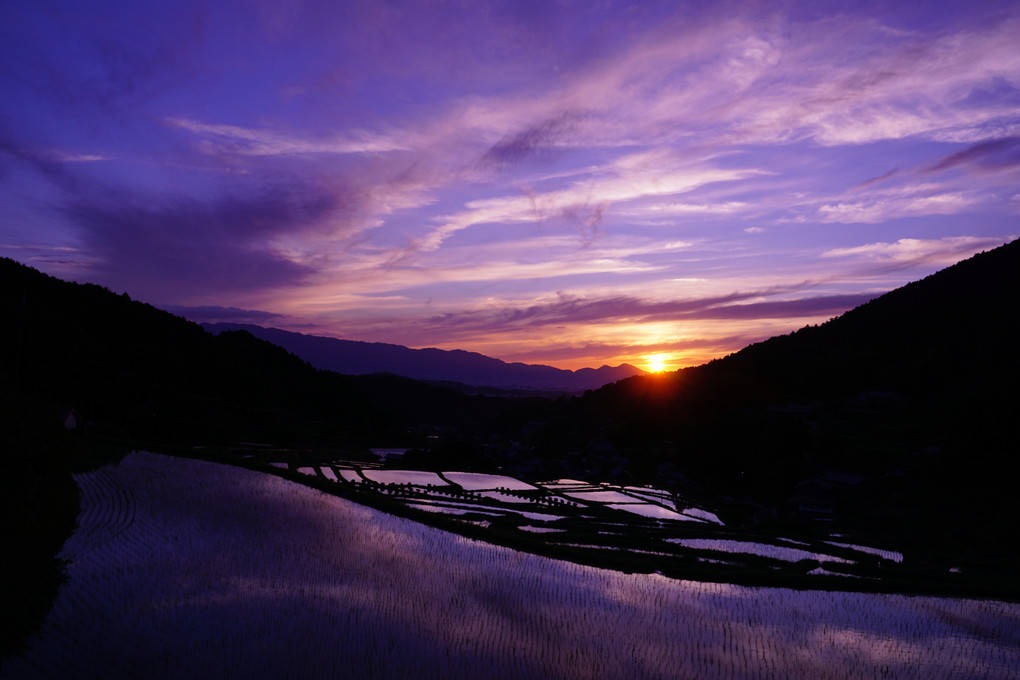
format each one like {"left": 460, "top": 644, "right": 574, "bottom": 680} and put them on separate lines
{"left": 645, "top": 353, "right": 671, "bottom": 373}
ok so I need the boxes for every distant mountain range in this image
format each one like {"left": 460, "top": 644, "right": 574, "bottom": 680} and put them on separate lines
{"left": 202, "top": 323, "right": 644, "bottom": 392}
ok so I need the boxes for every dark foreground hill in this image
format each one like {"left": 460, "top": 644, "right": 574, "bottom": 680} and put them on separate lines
{"left": 202, "top": 323, "right": 643, "bottom": 392}
{"left": 0, "top": 257, "right": 547, "bottom": 658}
{"left": 568, "top": 239, "right": 1020, "bottom": 569}
{"left": 0, "top": 258, "right": 535, "bottom": 450}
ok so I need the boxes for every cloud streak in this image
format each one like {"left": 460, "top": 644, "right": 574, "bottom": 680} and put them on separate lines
{"left": 924, "top": 136, "right": 1020, "bottom": 174}
{"left": 421, "top": 290, "right": 876, "bottom": 333}
{"left": 64, "top": 189, "right": 330, "bottom": 300}
{"left": 167, "top": 118, "right": 408, "bottom": 157}
{"left": 821, "top": 236, "right": 1013, "bottom": 269}
{"left": 161, "top": 305, "right": 283, "bottom": 324}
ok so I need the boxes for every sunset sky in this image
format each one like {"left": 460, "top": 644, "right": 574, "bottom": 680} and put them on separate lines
{"left": 2, "top": 1, "right": 1017, "bottom": 371}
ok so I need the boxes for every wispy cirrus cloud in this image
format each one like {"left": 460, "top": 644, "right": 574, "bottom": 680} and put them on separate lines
{"left": 415, "top": 154, "right": 763, "bottom": 252}
{"left": 924, "top": 136, "right": 1020, "bottom": 174}
{"left": 821, "top": 236, "right": 1013, "bottom": 268}
{"left": 463, "top": 8, "right": 1020, "bottom": 154}
{"left": 420, "top": 289, "right": 874, "bottom": 332}
{"left": 727, "top": 16, "right": 1020, "bottom": 147}
{"left": 480, "top": 113, "right": 583, "bottom": 171}
{"left": 64, "top": 188, "right": 331, "bottom": 300}
{"left": 816, "top": 191, "right": 985, "bottom": 224}
{"left": 162, "top": 305, "right": 284, "bottom": 324}
{"left": 167, "top": 118, "right": 408, "bottom": 157}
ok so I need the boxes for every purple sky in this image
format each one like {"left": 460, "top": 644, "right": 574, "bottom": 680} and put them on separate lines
{"left": 2, "top": 0, "right": 1017, "bottom": 371}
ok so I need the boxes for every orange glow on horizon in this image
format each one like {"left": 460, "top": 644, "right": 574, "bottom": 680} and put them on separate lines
{"left": 644, "top": 353, "right": 672, "bottom": 373}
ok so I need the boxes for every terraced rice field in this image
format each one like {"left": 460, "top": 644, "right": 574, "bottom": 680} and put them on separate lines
{"left": 3, "top": 451, "right": 1019, "bottom": 680}
{"left": 320, "top": 464, "right": 903, "bottom": 577}
{"left": 442, "top": 472, "right": 538, "bottom": 491}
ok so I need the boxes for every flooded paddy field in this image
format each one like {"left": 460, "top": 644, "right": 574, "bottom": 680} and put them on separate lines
{"left": 3, "top": 452, "right": 1018, "bottom": 680}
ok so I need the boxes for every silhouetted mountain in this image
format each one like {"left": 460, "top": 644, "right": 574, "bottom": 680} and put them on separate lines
{"left": 201, "top": 323, "right": 643, "bottom": 392}
{"left": 566, "top": 239, "right": 1020, "bottom": 567}
{"left": 0, "top": 258, "right": 530, "bottom": 449}
{"left": 586, "top": 238, "right": 1018, "bottom": 438}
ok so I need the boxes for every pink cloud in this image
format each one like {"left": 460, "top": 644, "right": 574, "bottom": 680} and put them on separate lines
{"left": 821, "top": 236, "right": 1013, "bottom": 267}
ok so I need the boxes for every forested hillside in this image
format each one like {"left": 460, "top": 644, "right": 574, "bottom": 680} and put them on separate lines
{"left": 1, "top": 258, "right": 531, "bottom": 449}
{"left": 567, "top": 240, "right": 1019, "bottom": 567}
